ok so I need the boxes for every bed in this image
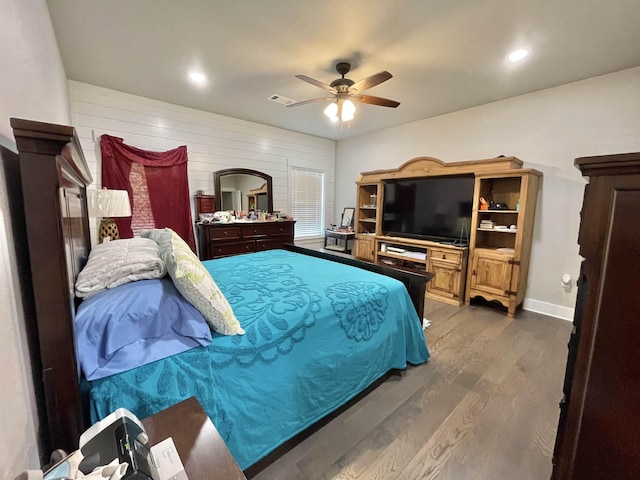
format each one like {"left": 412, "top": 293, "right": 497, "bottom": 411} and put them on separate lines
{"left": 10, "top": 118, "right": 430, "bottom": 472}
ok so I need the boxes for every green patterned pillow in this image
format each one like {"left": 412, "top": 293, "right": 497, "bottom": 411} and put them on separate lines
{"left": 141, "top": 228, "right": 244, "bottom": 336}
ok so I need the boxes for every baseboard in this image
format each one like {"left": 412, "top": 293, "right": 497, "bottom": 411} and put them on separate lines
{"left": 523, "top": 298, "right": 574, "bottom": 321}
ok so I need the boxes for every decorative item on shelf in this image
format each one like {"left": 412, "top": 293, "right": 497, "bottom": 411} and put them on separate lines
{"left": 199, "top": 213, "right": 216, "bottom": 224}
{"left": 480, "top": 219, "right": 495, "bottom": 229}
{"left": 87, "top": 189, "right": 132, "bottom": 243}
{"left": 370, "top": 194, "right": 377, "bottom": 206}
{"left": 490, "top": 201, "right": 510, "bottom": 210}
{"left": 213, "top": 211, "right": 234, "bottom": 222}
{"left": 479, "top": 196, "right": 489, "bottom": 210}
{"left": 340, "top": 207, "right": 355, "bottom": 229}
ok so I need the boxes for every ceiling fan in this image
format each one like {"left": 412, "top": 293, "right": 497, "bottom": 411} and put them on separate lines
{"left": 287, "top": 62, "right": 400, "bottom": 122}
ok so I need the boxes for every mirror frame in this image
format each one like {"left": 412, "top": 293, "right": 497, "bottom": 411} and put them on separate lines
{"left": 213, "top": 168, "right": 274, "bottom": 213}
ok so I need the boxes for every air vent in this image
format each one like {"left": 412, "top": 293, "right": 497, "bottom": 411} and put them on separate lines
{"left": 268, "top": 94, "right": 295, "bottom": 106}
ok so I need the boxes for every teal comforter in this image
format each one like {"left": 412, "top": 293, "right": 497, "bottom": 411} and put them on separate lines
{"left": 88, "top": 250, "right": 430, "bottom": 469}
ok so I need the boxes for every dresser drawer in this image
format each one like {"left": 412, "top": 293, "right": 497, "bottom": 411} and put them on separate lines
{"left": 208, "top": 241, "right": 255, "bottom": 258}
{"left": 429, "top": 248, "right": 462, "bottom": 265}
{"left": 241, "top": 224, "right": 271, "bottom": 238}
{"left": 256, "top": 238, "right": 291, "bottom": 251}
{"left": 209, "top": 226, "right": 241, "bottom": 240}
{"left": 268, "top": 222, "right": 294, "bottom": 237}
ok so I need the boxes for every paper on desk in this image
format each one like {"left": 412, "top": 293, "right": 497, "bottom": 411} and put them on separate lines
{"left": 150, "top": 437, "right": 188, "bottom": 480}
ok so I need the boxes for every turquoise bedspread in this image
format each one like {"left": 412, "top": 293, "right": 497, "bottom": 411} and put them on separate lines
{"left": 88, "top": 250, "right": 429, "bottom": 469}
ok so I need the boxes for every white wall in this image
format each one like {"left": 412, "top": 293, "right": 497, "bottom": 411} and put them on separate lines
{"left": 68, "top": 81, "right": 335, "bottom": 246}
{"left": 0, "top": 0, "right": 72, "bottom": 477}
{"left": 335, "top": 67, "right": 640, "bottom": 319}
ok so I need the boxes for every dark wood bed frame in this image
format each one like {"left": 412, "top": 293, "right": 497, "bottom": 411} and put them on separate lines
{"left": 11, "top": 118, "right": 93, "bottom": 455}
{"left": 10, "top": 118, "right": 432, "bottom": 464}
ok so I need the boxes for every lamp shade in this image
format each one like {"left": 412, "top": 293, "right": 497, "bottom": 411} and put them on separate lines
{"left": 87, "top": 189, "right": 132, "bottom": 218}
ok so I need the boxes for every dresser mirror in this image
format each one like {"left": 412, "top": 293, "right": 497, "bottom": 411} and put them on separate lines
{"left": 213, "top": 168, "right": 273, "bottom": 213}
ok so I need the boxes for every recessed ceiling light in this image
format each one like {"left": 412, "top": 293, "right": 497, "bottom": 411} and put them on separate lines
{"left": 188, "top": 71, "right": 208, "bottom": 86}
{"left": 508, "top": 49, "right": 529, "bottom": 63}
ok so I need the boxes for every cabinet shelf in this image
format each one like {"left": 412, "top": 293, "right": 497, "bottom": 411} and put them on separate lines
{"left": 467, "top": 170, "right": 541, "bottom": 317}
{"left": 479, "top": 209, "right": 518, "bottom": 214}
{"left": 375, "top": 261, "right": 426, "bottom": 275}
{"left": 354, "top": 182, "right": 381, "bottom": 261}
{"left": 373, "top": 236, "right": 467, "bottom": 307}
{"left": 477, "top": 228, "right": 517, "bottom": 233}
{"left": 378, "top": 251, "right": 427, "bottom": 265}
{"left": 474, "top": 246, "right": 515, "bottom": 253}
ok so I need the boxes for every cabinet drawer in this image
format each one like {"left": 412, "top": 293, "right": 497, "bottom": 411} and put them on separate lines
{"left": 208, "top": 241, "right": 255, "bottom": 258}
{"left": 256, "top": 238, "right": 290, "bottom": 251}
{"left": 209, "top": 227, "right": 241, "bottom": 240}
{"left": 241, "top": 224, "right": 271, "bottom": 238}
{"left": 268, "top": 222, "right": 294, "bottom": 236}
{"left": 429, "top": 248, "right": 461, "bottom": 265}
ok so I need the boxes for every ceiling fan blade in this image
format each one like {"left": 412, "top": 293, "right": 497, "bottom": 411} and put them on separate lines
{"left": 295, "top": 75, "right": 337, "bottom": 93}
{"left": 357, "top": 95, "right": 400, "bottom": 108}
{"left": 350, "top": 71, "right": 393, "bottom": 92}
{"left": 286, "top": 97, "right": 334, "bottom": 108}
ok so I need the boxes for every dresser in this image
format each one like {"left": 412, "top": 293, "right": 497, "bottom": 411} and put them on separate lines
{"left": 552, "top": 152, "right": 640, "bottom": 480}
{"left": 196, "top": 220, "right": 295, "bottom": 260}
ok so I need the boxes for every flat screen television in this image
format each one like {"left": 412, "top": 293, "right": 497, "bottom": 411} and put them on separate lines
{"left": 381, "top": 175, "right": 474, "bottom": 244}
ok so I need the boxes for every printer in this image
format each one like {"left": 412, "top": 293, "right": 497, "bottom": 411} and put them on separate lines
{"left": 78, "top": 409, "right": 160, "bottom": 480}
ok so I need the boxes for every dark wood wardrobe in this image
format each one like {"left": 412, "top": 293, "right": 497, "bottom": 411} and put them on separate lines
{"left": 552, "top": 152, "right": 640, "bottom": 479}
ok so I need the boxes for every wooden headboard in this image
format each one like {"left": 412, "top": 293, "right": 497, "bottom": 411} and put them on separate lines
{"left": 11, "top": 118, "right": 93, "bottom": 454}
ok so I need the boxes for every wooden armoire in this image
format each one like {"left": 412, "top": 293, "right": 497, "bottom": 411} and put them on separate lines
{"left": 552, "top": 152, "right": 640, "bottom": 479}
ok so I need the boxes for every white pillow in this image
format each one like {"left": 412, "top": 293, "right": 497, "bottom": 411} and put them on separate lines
{"left": 75, "top": 237, "right": 166, "bottom": 298}
{"left": 141, "top": 228, "right": 244, "bottom": 336}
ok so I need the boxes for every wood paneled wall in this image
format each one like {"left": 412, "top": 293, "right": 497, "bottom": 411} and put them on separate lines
{"left": 68, "top": 81, "right": 335, "bottom": 242}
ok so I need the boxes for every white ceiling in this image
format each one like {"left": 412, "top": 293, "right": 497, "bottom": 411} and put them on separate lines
{"left": 46, "top": 0, "right": 640, "bottom": 141}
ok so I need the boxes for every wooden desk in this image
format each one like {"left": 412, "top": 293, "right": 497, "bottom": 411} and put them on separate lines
{"left": 141, "top": 397, "right": 247, "bottom": 480}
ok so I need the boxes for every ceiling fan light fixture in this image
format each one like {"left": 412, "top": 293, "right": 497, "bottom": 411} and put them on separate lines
{"left": 324, "top": 102, "right": 339, "bottom": 121}
{"left": 342, "top": 99, "right": 356, "bottom": 121}
{"left": 290, "top": 62, "right": 397, "bottom": 124}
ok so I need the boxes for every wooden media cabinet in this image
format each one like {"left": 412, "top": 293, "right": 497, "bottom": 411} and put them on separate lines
{"left": 353, "top": 156, "right": 541, "bottom": 315}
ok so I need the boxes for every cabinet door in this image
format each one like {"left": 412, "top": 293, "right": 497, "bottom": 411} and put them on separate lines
{"left": 426, "top": 259, "right": 461, "bottom": 301}
{"left": 354, "top": 236, "right": 375, "bottom": 261}
{"left": 469, "top": 250, "right": 514, "bottom": 297}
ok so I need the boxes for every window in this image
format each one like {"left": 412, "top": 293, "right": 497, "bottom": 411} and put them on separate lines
{"left": 290, "top": 168, "right": 325, "bottom": 237}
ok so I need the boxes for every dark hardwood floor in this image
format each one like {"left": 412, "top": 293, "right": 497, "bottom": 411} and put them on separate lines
{"left": 250, "top": 300, "right": 572, "bottom": 480}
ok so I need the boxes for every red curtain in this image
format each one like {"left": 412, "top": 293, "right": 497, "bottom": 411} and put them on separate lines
{"left": 100, "top": 134, "right": 196, "bottom": 251}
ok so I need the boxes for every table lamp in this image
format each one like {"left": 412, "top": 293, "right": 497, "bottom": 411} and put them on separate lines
{"left": 87, "top": 189, "right": 132, "bottom": 243}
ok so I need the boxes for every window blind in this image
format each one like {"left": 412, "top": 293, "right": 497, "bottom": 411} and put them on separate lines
{"left": 290, "top": 168, "right": 325, "bottom": 237}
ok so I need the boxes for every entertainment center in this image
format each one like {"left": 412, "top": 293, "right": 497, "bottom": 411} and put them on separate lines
{"left": 354, "top": 156, "right": 541, "bottom": 316}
